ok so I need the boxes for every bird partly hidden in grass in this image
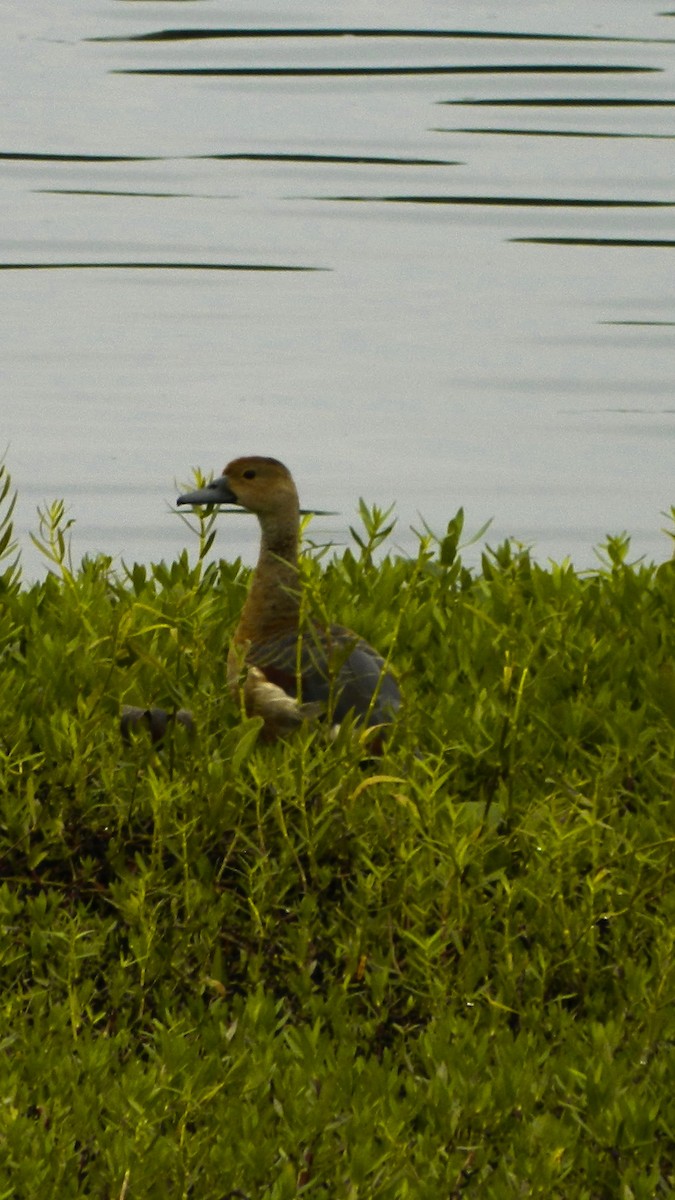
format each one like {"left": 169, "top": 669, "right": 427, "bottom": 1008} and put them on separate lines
{"left": 121, "top": 456, "right": 400, "bottom": 749}
{"left": 173, "top": 456, "right": 401, "bottom": 751}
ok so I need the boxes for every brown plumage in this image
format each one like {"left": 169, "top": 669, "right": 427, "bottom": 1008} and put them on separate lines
{"left": 177, "top": 456, "right": 400, "bottom": 745}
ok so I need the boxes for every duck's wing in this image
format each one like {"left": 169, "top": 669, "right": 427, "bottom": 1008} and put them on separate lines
{"left": 328, "top": 627, "right": 401, "bottom": 727}
{"left": 245, "top": 624, "right": 400, "bottom": 727}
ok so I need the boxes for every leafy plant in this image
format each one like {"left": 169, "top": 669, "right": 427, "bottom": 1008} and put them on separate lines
{"left": 0, "top": 477, "right": 673, "bottom": 1198}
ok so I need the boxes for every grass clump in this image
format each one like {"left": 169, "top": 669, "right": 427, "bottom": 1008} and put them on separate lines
{"left": 0, "top": 464, "right": 674, "bottom": 1198}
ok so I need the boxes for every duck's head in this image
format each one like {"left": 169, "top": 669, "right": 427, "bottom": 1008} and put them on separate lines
{"left": 177, "top": 456, "right": 299, "bottom": 517}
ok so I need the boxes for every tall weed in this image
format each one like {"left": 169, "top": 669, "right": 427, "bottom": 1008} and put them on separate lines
{"left": 0, "top": 470, "right": 673, "bottom": 1197}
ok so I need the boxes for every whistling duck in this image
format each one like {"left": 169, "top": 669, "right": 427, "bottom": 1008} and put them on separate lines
{"left": 177, "top": 456, "right": 400, "bottom": 743}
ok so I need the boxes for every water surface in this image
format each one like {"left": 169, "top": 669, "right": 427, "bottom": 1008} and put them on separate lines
{"left": 2, "top": 0, "right": 674, "bottom": 574}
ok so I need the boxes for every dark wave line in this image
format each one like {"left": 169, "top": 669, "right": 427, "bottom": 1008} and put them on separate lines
{"left": 443, "top": 97, "right": 675, "bottom": 106}
{"left": 2, "top": 149, "right": 460, "bottom": 168}
{"left": 434, "top": 126, "right": 675, "bottom": 139}
{"left": 0, "top": 151, "right": 163, "bottom": 162}
{"left": 318, "top": 194, "right": 675, "bottom": 208}
{"left": 0, "top": 262, "right": 324, "bottom": 271}
{"left": 201, "top": 152, "right": 458, "bottom": 165}
{"left": 33, "top": 189, "right": 223, "bottom": 198}
{"left": 89, "top": 26, "right": 675, "bottom": 46}
{"left": 35, "top": 190, "right": 675, "bottom": 211}
{"left": 512, "top": 237, "right": 675, "bottom": 247}
{"left": 115, "top": 64, "right": 656, "bottom": 77}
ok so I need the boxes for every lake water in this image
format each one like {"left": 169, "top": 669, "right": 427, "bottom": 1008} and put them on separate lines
{"left": 2, "top": 0, "right": 674, "bottom": 576}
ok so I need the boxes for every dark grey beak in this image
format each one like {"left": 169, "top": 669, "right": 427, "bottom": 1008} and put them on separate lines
{"left": 177, "top": 476, "right": 238, "bottom": 507}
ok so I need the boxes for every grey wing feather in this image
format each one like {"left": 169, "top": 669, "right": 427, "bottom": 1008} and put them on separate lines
{"left": 246, "top": 624, "right": 400, "bottom": 727}
{"left": 327, "top": 635, "right": 401, "bottom": 726}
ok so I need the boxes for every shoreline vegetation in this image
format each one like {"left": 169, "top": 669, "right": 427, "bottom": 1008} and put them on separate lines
{"left": 1, "top": 462, "right": 673, "bottom": 1197}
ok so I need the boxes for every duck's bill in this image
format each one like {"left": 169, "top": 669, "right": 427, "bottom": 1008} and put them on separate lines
{"left": 176, "top": 480, "right": 338, "bottom": 517}
{"left": 177, "top": 477, "right": 237, "bottom": 507}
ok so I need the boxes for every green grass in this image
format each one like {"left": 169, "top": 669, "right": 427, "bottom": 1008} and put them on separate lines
{"left": 1, "top": 463, "right": 674, "bottom": 1198}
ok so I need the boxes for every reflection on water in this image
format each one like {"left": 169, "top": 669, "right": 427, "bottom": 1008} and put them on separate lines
{"left": 92, "top": 27, "right": 674, "bottom": 45}
{"left": 117, "top": 65, "right": 656, "bottom": 77}
{"left": 513, "top": 237, "right": 675, "bottom": 247}
{"left": 0, "top": 151, "right": 162, "bottom": 162}
{"left": 443, "top": 127, "right": 675, "bottom": 138}
{"left": 316, "top": 196, "right": 675, "bottom": 207}
{"left": 201, "top": 152, "right": 457, "bottom": 164}
{"left": 0, "top": 262, "right": 321, "bottom": 272}
{"left": 444, "top": 96, "right": 675, "bottom": 104}
{"left": 1, "top": 1, "right": 674, "bottom": 575}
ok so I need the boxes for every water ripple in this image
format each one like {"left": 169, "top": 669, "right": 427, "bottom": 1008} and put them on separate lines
{"left": 435, "top": 126, "right": 675, "bottom": 139}
{"left": 316, "top": 195, "right": 675, "bottom": 209}
{"left": 33, "top": 190, "right": 229, "bottom": 199}
{"left": 2, "top": 150, "right": 458, "bottom": 168}
{"left": 201, "top": 152, "right": 457, "bottom": 166}
{"left": 0, "top": 261, "right": 324, "bottom": 272}
{"left": 443, "top": 97, "right": 675, "bottom": 106}
{"left": 512, "top": 237, "right": 675, "bottom": 247}
{"left": 116, "top": 64, "right": 657, "bottom": 78}
{"left": 0, "top": 151, "right": 162, "bottom": 162}
{"left": 92, "top": 26, "right": 675, "bottom": 45}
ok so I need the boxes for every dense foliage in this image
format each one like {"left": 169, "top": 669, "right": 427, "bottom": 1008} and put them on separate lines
{"left": 1, "top": 464, "right": 674, "bottom": 1198}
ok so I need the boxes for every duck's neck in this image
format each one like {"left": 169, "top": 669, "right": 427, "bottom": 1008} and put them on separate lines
{"left": 237, "top": 506, "right": 301, "bottom": 643}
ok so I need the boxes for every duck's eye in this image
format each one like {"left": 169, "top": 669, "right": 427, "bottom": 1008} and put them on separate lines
{"left": 242, "top": 469, "right": 256, "bottom": 480}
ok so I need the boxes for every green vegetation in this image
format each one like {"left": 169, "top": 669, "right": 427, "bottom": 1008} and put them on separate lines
{"left": 1, "top": 462, "right": 674, "bottom": 1198}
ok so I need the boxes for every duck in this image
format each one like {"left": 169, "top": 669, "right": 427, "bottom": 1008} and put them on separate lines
{"left": 177, "top": 456, "right": 400, "bottom": 746}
